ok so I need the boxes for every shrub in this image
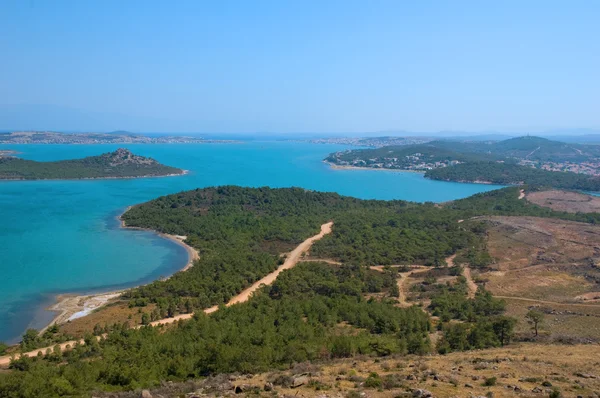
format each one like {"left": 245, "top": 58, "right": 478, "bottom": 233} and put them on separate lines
{"left": 549, "top": 388, "right": 562, "bottom": 398}
{"left": 483, "top": 376, "right": 497, "bottom": 386}
{"left": 364, "top": 372, "right": 382, "bottom": 388}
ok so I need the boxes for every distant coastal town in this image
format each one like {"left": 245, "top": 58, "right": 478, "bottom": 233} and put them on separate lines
{"left": 327, "top": 150, "right": 463, "bottom": 171}
{"left": 519, "top": 159, "right": 600, "bottom": 176}
{"left": 293, "top": 136, "right": 432, "bottom": 147}
{"left": 0, "top": 131, "right": 238, "bottom": 145}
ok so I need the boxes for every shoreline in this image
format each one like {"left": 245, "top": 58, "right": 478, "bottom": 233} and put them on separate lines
{"left": 324, "top": 161, "right": 509, "bottom": 186}
{"left": 0, "top": 169, "right": 189, "bottom": 182}
{"left": 43, "top": 207, "right": 199, "bottom": 332}
{"left": 324, "top": 161, "right": 426, "bottom": 173}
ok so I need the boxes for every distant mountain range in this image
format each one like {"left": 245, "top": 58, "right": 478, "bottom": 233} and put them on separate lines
{"left": 1, "top": 104, "right": 599, "bottom": 141}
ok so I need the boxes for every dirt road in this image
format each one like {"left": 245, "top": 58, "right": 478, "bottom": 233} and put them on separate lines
{"left": 369, "top": 265, "right": 429, "bottom": 307}
{"left": 396, "top": 268, "right": 429, "bottom": 307}
{"left": 462, "top": 266, "right": 478, "bottom": 299}
{"left": 0, "top": 222, "right": 333, "bottom": 368}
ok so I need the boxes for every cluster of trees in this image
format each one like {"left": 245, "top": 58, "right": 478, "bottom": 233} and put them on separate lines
{"left": 430, "top": 284, "right": 516, "bottom": 353}
{"left": 0, "top": 262, "right": 432, "bottom": 396}
{"left": 0, "top": 149, "right": 181, "bottom": 180}
{"left": 120, "top": 186, "right": 499, "bottom": 315}
{"left": 17, "top": 326, "right": 76, "bottom": 353}
{"left": 426, "top": 161, "right": 600, "bottom": 191}
{"left": 449, "top": 186, "right": 600, "bottom": 223}
{"left": 310, "top": 207, "right": 481, "bottom": 266}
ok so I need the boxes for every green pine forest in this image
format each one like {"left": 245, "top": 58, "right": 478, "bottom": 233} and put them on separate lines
{"left": 425, "top": 161, "right": 600, "bottom": 190}
{"left": 1, "top": 185, "right": 597, "bottom": 397}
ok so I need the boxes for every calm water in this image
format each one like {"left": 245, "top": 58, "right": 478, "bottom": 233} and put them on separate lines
{"left": 0, "top": 142, "right": 504, "bottom": 343}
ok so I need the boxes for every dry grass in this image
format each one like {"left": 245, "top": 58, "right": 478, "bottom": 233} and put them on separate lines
{"left": 474, "top": 215, "right": 600, "bottom": 341}
{"left": 59, "top": 301, "right": 153, "bottom": 337}
{"left": 527, "top": 190, "right": 600, "bottom": 213}
{"left": 100, "top": 344, "right": 600, "bottom": 398}
{"left": 485, "top": 216, "right": 600, "bottom": 270}
{"left": 504, "top": 298, "right": 600, "bottom": 341}
{"left": 485, "top": 266, "right": 593, "bottom": 301}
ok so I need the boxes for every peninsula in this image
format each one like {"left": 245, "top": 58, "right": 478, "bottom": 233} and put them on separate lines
{"left": 0, "top": 148, "right": 184, "bottom": 180}
{"left": 326, "top": 136, "right": 600, "bottom": 190}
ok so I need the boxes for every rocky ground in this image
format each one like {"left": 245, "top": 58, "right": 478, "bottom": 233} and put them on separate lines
{"left": 93, "top": 344, "right": 600, "bottom": 398}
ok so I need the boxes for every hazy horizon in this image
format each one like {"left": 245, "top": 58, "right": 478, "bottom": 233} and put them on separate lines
{"left": 2, "top": 1, "right": 599, "bottom": 133}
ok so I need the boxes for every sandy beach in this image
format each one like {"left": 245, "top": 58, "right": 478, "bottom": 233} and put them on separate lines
{"left": 44, "top": 291, "right": 124, "bottom": 331}
{"left": 43, "top": 207, "right": 199, "bottom": 330}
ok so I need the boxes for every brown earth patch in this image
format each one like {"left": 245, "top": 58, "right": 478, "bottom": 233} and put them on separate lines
{"left": 485, "top": 216, "right": 600, "bottom": 270}
{"left": 526, "top": 190, "right": 600, "bottom": 213}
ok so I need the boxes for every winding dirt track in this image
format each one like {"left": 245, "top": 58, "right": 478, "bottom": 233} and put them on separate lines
{"left": 462, "top": 266, "right": 478, "bottom": 299}
{"left": 369, "top": 265, "right": 428, "bottom": 307}
{"left": 396, "top": 269, "right": 427, "bottom": 307}
{"left": 369, "top": 254, "right": 477, "bottom": 306}
{"left": 0, "top": 222, "right": 333, "bottom": 368}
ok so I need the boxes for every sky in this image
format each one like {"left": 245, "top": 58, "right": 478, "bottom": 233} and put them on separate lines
{"left": 1, "top": 0, "right": 599, "bottom": 134}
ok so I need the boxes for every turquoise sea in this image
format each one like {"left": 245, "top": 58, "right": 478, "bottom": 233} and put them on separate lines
{"left": 0, "top": 142, "right": 504, "bottom": 343}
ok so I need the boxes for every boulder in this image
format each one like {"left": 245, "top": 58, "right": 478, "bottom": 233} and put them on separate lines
{"left": 412, "top": 389, "right": 433, "bottom": 397}
{"left": 141, "top": 390, "right": 153, "bottom": 398}
{"left": 291, "top": 374, "right": 310, "bottom": 388}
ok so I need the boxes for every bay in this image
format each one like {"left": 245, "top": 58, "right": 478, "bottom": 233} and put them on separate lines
{"left": 0, "top": 141, "right": 503, "bottom": 343}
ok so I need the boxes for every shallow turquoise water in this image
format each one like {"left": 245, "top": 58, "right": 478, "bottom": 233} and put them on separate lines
{"left": 0, "top": 142, "right": 504, "bottom": 343}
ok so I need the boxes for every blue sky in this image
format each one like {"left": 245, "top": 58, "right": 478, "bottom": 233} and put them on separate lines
{"left": 1, "top": 0, "right": 599, "bottom": 133}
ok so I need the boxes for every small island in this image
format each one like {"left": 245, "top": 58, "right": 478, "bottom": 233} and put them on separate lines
{"left": 0, "top": 148, "right": 185, "bottom": 180}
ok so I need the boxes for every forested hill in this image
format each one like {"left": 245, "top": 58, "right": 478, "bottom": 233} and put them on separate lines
{"left": 428, "top": 136, "right": 600, "bottom": 162}
{"left": 486, "top": 136, "right": 600, "bottom": 162}
{"left": 3, "top": 186, "right": 600, "bottom": 396}
{"left": 0, "top": 148, "right": 183, "bottom": 180}
{"left": 325, "top": 136, "right": 600, "bottom": 190}
{"left": 426, "top": 162, "right": 600, "bottom": 191}
{"left": 120, "top": 185, "right": 599, "bottom": 311}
